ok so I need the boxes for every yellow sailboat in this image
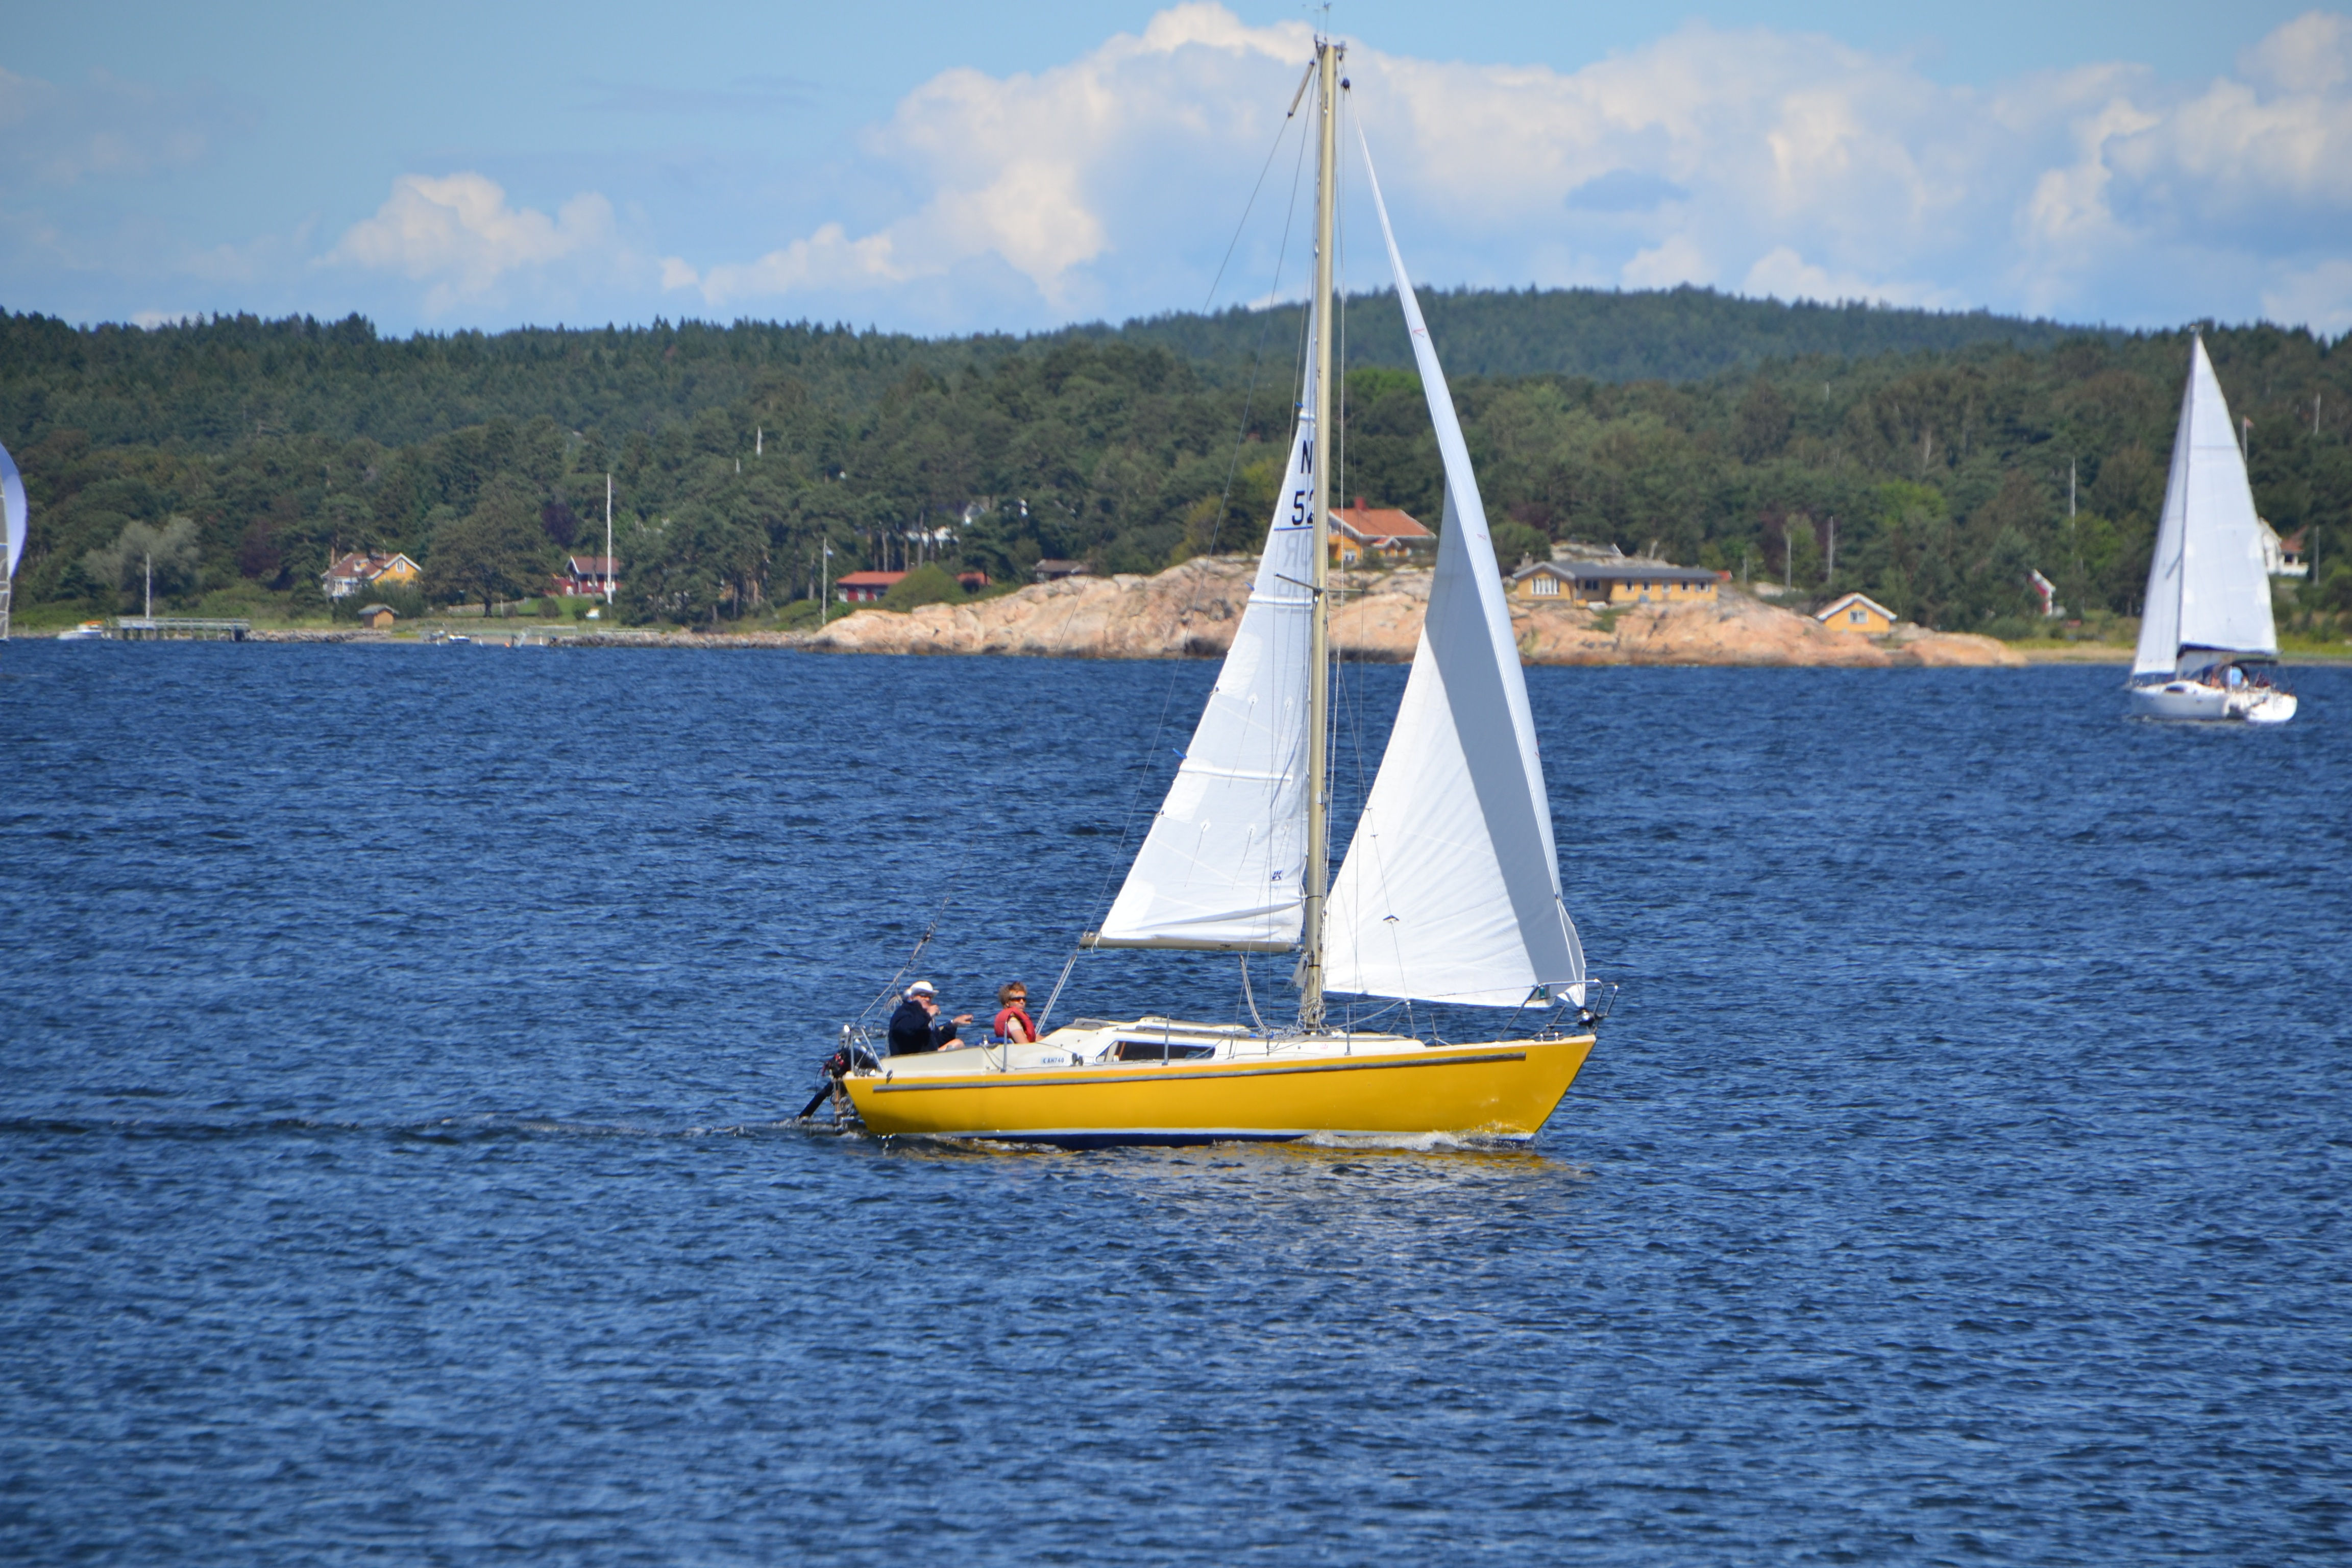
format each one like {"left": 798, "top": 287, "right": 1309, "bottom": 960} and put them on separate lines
{"left": 840, "top": 36, "right": 1608, "bottom": 1145}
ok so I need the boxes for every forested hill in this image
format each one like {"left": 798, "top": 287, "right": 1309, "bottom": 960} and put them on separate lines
{"left": 0, "top": 312, "right": 1012, "bottom": 454}
{"left": 1111, "top": 285, "right": 2099, "bottom": 383}
{"left": 2, "top": 292, "right": 2346, "bottom": 642}
{"left": 3, "top": 286, "right": 2094, "bottom": 453}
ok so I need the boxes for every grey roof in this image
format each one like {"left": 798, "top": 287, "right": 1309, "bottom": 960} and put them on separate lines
{"left": 1514, "top": 561, "right": 1719, "bottom": 584}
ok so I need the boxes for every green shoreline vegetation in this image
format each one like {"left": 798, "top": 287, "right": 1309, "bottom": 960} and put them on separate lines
{"left": 3, "top": 286, "right": 2347, "bottom": 645}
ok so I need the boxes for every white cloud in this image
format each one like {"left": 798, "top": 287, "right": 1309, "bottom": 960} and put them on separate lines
{"left": 2240, "top": 10, "right": 2351, "bottom": 95}
{"left": 1623, "top": 236, "right": 1713, "bottom": 289}
{"left": 12, "top": 6, "right": 2351, "bottom": 335}
{"left": 2261, "top": 257, "right": 2352, "bottom": 334}
{"left": 0, "top": 65, "right": 245, "bottom": 186}
{"left": 675, "top": 2, "right": 1307, "bottom": 314}
{"left": 328, "top": 173, "right": 617, "bottom": 315}
{"left": 685, "top": 222, "right": 909, "bottom": 303}
{"left": 1740, "top": 247, "right": 1961, "bottom": 308}
{"left": 664, "top": 4, "right": 2352, "bottom": 334}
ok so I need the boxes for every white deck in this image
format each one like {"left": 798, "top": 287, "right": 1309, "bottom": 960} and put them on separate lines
{"left": 864, "top": 1016, "right": 1433, "bottom": 1079}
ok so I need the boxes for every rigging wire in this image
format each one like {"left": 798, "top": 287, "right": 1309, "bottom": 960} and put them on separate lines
{"left": 1201, "top": 66, "right": 1314, "bottom": 314}
{"left": 850, "top": 889, "right": 955, "bottom": 1030}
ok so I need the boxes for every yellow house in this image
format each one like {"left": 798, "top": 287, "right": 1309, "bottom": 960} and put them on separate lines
{"left": 1509, "top": 560, "right": 1722, "bottom": 605}
{"left": 322, "top": 550, "right": 423, "bottom": 599}
{"left": 1814, "top": 592, "right": 1897, "bottom": 634}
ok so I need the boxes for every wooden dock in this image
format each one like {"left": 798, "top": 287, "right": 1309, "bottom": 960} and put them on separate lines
{"left": 114, "top": 618, "right": 251, "bottom": 641}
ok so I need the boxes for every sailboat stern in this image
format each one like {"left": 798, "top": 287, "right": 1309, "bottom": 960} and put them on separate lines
{"left": 839, "top": 1032, "right": 1595, "bottom": 1146}
{"left": 2128, "top": 655, "right": 2297, "bottom": 723}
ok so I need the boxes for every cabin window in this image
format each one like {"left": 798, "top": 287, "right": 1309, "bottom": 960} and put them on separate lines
{"left": 1532, "top": 575, "right": 1558, "bottom": 596}
{"left": 1849, "top": 609, "right": 1865, "bottom": 624}
{"left": 1113, "top": 1040, "right": 1216, "bottom": 1062}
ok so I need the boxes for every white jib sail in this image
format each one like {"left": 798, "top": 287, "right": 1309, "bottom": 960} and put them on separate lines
{"left": 0, "top": 439, "right": 25, "bottom": 580}
{"left": 1092, "top": 352, "right": 1320, "bottom": 951}
{"left": 2135, "top": 337, "right": 2276, "bottom": 676}
{"left": 1325, "top": 130, "right": 1586, "bottom": 1008}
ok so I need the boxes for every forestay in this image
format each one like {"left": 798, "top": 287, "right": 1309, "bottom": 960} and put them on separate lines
{"left": 1324, "top": 132, "right": 1586, "bottom": 1008}
{"left": 1092, "top": 352, "right": 1320, "bottom": 951}
{"left": 2134, "top": 336, "right": 2276, "bottom": 677}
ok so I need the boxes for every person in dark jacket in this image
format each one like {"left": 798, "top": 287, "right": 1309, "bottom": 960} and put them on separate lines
{"left": 887, "top": 981, "right": 971, "bottom": 1056}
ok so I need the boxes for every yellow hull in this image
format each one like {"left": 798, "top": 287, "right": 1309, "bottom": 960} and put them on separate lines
{"left": 841, "top": 1035, "right": 1595, "bottom": 1146}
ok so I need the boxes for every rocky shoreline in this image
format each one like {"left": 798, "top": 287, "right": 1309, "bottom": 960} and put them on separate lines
{"left": 238, "top": 556, "right": 2026, "bottom": 666}
{"left": 793, "top": 558, "right": 2026, "bottom": 668}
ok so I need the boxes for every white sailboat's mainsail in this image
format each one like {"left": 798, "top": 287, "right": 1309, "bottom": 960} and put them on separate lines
{"left": 1324, "top": 135, "right": 1586, "bottom": 1008}
{"left": 2133, "top": 337, "right": 2276, "bottom": 677}
{"left": 0, "top": 439, "right": 26, "bottom": 581}
{"left": 1092, "top": 355, "right": 1320, "bottom": 951}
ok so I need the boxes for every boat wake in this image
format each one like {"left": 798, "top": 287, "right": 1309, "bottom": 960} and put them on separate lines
{"left": 0, "top": 1111, "right": 816, "bottom": 1143}
{"left": 1297, "top": 1129, "right": 1533, "bottom": 1154}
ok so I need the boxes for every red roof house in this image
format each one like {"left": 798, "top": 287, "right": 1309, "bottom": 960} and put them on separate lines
{"left": 1331, "top": 499, "right": 1435, "bottom": 565}
{"left": 835, "top": 570, "right": 906, "bottom": 604}
{"left": 555, "top": 555, "right": 620, "bottom": 598}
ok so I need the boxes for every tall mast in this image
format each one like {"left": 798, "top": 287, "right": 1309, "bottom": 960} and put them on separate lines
{"left": 1300, "top": 36, "right": 1340, "bottom": 1032}
{"left": 2173, "top": 333, "right": 2198, "bottom": 662}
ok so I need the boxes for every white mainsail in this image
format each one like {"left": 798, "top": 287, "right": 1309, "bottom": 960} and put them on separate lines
{"left": 1324, "top": 134, "right": 1586, "bottom": 1008}
{"left": 1092, "top": 353, "right": 1321, "bottom": 951}
{"left": 1, "top": 438, "right": 24, "bottom": 581}
{"left": 2133, "top": 336, "right": 2276, "bottom": 678}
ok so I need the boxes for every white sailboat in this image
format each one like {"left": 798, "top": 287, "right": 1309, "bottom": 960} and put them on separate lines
{"left": 2127, "top": 336, "right": 2297, "bottom": 723}
{"left": 836, "top": 38, "right": 1604, "bottom": 1145}
{"left": 0, "top": 437, "right": 26, "bottom": 641}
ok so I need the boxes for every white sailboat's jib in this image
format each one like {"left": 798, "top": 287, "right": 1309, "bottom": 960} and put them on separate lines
{"left": 1323, "top": 132, "right": 1586, "bottom": 1008}
{"left": 2133, "top": 336, "right": 2276, "bottom": 678}
{"left": 1092, "top": 353, "right": 1321, "bottom": 951}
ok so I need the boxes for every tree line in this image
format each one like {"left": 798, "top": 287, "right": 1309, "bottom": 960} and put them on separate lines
{"left": 3, "top": 298, "right": 2347, "bottom": 634}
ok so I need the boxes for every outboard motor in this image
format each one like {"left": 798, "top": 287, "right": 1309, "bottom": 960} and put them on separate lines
{"left": 798, "top": 1024, "right": 879, "bottom": 1122}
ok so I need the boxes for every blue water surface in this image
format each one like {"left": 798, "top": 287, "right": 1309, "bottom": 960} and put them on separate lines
{"left": 2, "top": 643, "right": 2346, "bottom": 1564}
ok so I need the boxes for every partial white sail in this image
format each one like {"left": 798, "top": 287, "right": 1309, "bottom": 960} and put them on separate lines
{"left": 1092, "top": 355, "right": 1319, "bottom": 951}
{"left": 2134, "top": 337, "right": 2275, "bottom": 676}
{"left": 1325, "top": 134, "right": 1585, "bottom": 1008}
{"left": 0, "top": 439, "right": 24, "bottom": 581}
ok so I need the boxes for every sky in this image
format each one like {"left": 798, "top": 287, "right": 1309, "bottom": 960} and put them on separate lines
{"left": 6, "top": 0, "right": 2350, "bottom": 338}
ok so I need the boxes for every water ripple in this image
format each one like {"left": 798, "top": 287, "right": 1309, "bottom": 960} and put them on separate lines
{"left": 1, "top": 647, "right": 2347, "bottom": 1564}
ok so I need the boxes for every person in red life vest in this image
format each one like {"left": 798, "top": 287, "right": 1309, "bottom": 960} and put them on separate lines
{"left": 993, "top": 982, "right": 1038, "bottom": 1044}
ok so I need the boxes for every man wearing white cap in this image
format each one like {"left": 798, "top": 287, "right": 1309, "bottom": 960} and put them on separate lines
{"left": 887, "top": 981, "right": 972, "bottom": 1056}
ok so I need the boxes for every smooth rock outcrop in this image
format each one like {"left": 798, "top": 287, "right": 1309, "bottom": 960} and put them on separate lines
{"left": 798, "top": 560, "right": 2024, "bottom": 668}
{"left": 804, "top": 559, "right": 1254, "bottom": 658}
